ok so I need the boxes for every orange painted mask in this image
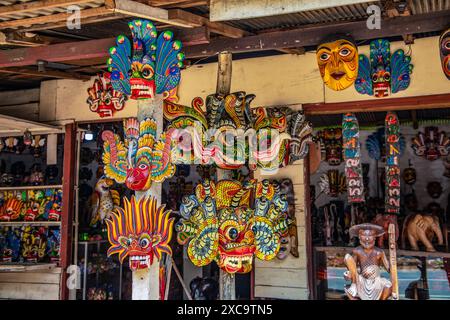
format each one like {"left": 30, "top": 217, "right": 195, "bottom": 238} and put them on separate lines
{"left": 317, "top": 37, "right": 358, "bottom": 91}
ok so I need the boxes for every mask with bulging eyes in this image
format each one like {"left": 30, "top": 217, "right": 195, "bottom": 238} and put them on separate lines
{"left": 317, "top": 35, "right": 359, "bottom": 91}
{"left": 277, "top": 235, "right": 292, "bottom": 260}
{"left": 440, "top": 28, "right": 450, "bottom": 79}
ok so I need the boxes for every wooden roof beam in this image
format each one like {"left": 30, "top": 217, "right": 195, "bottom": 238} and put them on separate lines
{"left": 0, "top": 0, "right": 96, "bottom": 17}
{"left": 0, "top": 6, "right": 113, "bottom": 29}
{"left": 0, "top": 10, "right": 447, "bottom": 67}
{"left": 167, "top": 8, "right": 246, "bottom": 38}
{"left": 0, "top": 67, "right": 90, "bottom": 80}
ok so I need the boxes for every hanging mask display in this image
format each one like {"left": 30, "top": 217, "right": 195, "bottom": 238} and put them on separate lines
{"left": 355, "top": 39, "right": 413, "bottom": 98}
{"left": 23, "top": 130, "right": 33, "bottom": 146}
{"left": 0, "top": 198, "right": 24, "bottom": 221}
{"left": 164, "top": 94, "right": 311, "bottom": 171}
{"left": 102, "top": 117, "right": 175, "bottom": 191}
{"left": 316, "top": 34, "right": 359, "bottom": 91}
{"left": 0, "top": 228, "right": 21, "bottom": 262}
{"left": 21, "top": 226, "right": 47, "bottom": 263}
{"left": 87, "top": 72, "right": 127, "bottom": 117}
{"left": 411, "top": 126, "right": 450, "bottom": 161}
{"left": 277, "top": 179, "right": 299, "bottom": 259}
{"left": 106, "top": 196, "right": 174, "bottom": 271}
{"left": 176, "top": 179, "right": 291, "bottom": 274}
{"left": 31, "top": 135, "right": 45, "bottom": 158}
{"left": 107, "top": 20, "right": 184, "bottom": 100}
{"left": 440, "top": 28, "right": 450, "bottom": 79}
{"left": 366, "top": 127, "right": 406, "bottom": 161}
{"left": 4, "top": 137, "right": 18, "bottom": 153}
{"left": 402, "top": 161, "right": 416, "bottom": 185}
{"left": 342, "top": 113, "right": 364, "bottom": 203}
{"left": 317, "top": 128, "right": 343, "bottom": 166}
{"left": 427, "top": 181, "right": 443, "bottom": 199}
{"left": 385, "top": 112, "right": 401, "bottom": 214}
{"left": 319, "top": 170, "right": 347, "bottom": 198}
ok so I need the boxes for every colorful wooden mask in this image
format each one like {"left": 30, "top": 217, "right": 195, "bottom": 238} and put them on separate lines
{"left": 318, "top": 170, "right": 346, "bottom": 198}
{"left": 366, "top": 127, "right": 405, "bottom": 161}
{"left": 440, "top": 28, "right": 450, "bottom": 79}
{"left": 0, "top": 198, "right": 23, "bottom": 221}
{"left": 164, "top": 93, "right": 312, "bottom": 171}
{"left": 317, "top": 128, "right": 343, "bottom": 165}
{"left": 342, "top": 113, "right": 364, "bottom": 203}
{"left": 102, "top": 117, "right": 175, "bottom": 191}
{"left": 411, "top": 126, "right": 450, "bottom": 161}
{"left": 385, "top": 112, "right": 401, "bottom": 214}
{"left": 316, "top": 35, "right": 358, "bottom": 91}
{"left": 277, "top": 179, "right": 299, "bottom": 259}
{"left": 87, "top": 73, "right": 127, "bottom": 117}
{"left": 176, "top": 179, "right": 290, "bottom": 274}
{"left": 106, "top": 195, "right": 174, "bottom": 271}
{"left": 355, "top": 39, "right": 413, "bottom": 98}
{"left": 108, "top": 19, "right": 184, "bottom": 100}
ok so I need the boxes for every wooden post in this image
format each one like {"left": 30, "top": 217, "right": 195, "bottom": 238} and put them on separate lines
{"left": 131, "top": 96, "right": 164, "bottom": 300}
{"left": 60, "top": 123, "right": 76, "bottom": 300}
{"left": 215, "top": 51, "right": 235, "bottom": 300}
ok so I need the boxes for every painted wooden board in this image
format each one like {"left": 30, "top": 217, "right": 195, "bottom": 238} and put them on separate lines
{"left": 256, "top": 246, "right": 307, "bottom": 269}
{"left": 254, "top": 267, "right": 307, "bottom": 287}
{"left": 254, "top": 285, "right": 309, "bottom": 300}
{"left": 0, "top": 282, "right": 60, "bottom": 300}
{"left": 0, "top": 272, "right": 60, "bottom": 284}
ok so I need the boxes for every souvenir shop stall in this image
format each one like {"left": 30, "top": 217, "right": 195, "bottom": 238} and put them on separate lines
{"left": 307, "top": 33, "right": 450, "bottom": 300}
{"left": 74, "top": 18, "right": 313, "bottom": 301}
{"left": 0, "top": 114, "right": 67, "bottom": 299}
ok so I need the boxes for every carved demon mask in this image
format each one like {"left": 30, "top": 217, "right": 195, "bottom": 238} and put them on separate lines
{"left": 440, "top": 28, "right": 450, "bottom": 79}
{"left": 319, "top": 170, "right": 347, "bottom": 198}
{"left": 87, "top": 73, "right": 127, "bottom": 117}
{"left": 0, "top": 198, "right": 23, "bottom": 221}
{"left": 316, "top": 35, "right": 358, "bottom": 91}
{"left": 176, "top": 179, "right": 290, "bottom": 274}
{"left": 102, "top": 117, "right": 175, "bottom": 191}
{"left": 317, "top": 128, "right": 343, "bottom": 165}
{"left": 106, "top": 195, "right": 174, "bottom": 271}
{"left": 355, "top": 39, "right": 413, "bottom": 98}
{"left": 108, "top": 20, "right": 184, "bottom": 100}
{"left": 412, "top": 127, "right": 450, "bottom": 161}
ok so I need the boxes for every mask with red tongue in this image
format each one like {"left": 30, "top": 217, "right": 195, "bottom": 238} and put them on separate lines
{"left": 106, "top": 196, "right": 174, "bottom": 271}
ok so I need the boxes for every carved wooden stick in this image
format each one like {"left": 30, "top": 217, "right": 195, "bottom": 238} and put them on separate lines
{"left": 388, "top": 223, "right": 399, "bottom": 300}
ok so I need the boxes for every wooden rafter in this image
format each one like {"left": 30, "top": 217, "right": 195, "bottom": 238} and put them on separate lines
{"left": 0, "top": 6, "right": 112, "bottom": 29}
{"left": 168, "top": 9, "right": 246, "bottom": 38}
{"left": 0, "top": 10, "right": 447, "bottom": 67}
{"left": 0, "top": 67, "right": 90, "bottom": 80}
{"left": 0, "top": 0, "right": 96, "bottom": 17}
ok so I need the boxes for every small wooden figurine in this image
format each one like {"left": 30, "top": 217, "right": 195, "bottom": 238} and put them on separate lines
{"left": 344, "top": 223, "right": 397, "bottom": 300}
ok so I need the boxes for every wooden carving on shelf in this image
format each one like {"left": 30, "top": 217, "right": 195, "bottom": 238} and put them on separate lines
{"left": 402, "top": 213, "right": 444, "bottom": 252}
{"left": 344, "top": 223, "right": 395, "bottom": 300}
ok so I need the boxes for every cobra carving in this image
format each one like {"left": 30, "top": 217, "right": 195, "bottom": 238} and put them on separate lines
{"left": 176, "top": 179, "right": 290, "bottom": 274}
{"left": 102, "top": 117, "right": 174, "bottom": 191}
{"left": 164, "top": 93, "right": 312, "bottom": 171}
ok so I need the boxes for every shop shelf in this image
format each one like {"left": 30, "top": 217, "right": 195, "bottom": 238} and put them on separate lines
{"left": 0, "top": 185, "right": 62, "bottom": 191}
{"left": 0, "top": 221, "right": 61, "bottom": 227}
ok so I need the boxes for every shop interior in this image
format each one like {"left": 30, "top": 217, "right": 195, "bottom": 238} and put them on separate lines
{"left": 308, "top": 108, "right": 450, "bottom": 300}
{"left": 75, "top": 121, "right": 252, "bottom": 300}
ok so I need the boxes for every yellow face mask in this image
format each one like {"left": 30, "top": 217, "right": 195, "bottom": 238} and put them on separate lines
{"left": 317, "top": 39, "right": 358, "bottom": 91}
